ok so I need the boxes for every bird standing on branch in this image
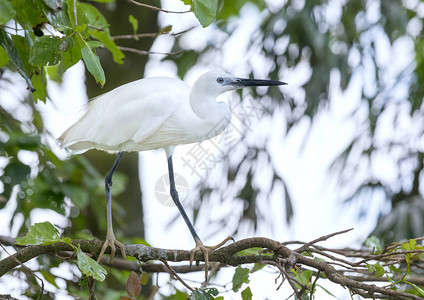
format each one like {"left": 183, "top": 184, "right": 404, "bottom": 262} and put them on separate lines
{"left": 59, "top": 70, "right": 286, "bottom": 278}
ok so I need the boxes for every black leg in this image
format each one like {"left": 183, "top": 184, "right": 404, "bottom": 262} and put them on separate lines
{"left": 105, "top": 151, "right": 124, "bottom": 229}
{"left": 98, "top": 151, "right": 126, "bottom": 263}
{"left": 167, "top": 155, "right": 201, "bottom": 242}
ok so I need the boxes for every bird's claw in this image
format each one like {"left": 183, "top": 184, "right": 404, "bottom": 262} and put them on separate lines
{"left": 190, "top": 236, "right": 234, "bottom": 280}
{"left": 97, "top": 231, "right": 127, "bottom": 263}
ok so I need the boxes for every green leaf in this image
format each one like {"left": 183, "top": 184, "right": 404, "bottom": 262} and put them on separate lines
{"left": 317, "top": 284, "right": 337, "bottom": 298}
{"left": 139, "top": 271, "right": 149, "bottom": 285}
{"left": 0, "top": 0, "right": 15, "bottom": 24}
{"left": 89, "top": 31, "right": 124, "bottom": 63}
{"left": 181, "top": 0, "right": 192, "bottom": 5}
{"left": 405, "top": 281, "right": 424, "bottom": 296}
{"left": 366, "top": 263, "right": 385, "bottom": 277}
{"left": 160, "top": 25, "right": 172, "bottom": 34}
{"left": 29, "top": 36, "right": 65, "bottom": 66}
{"left": 364, "top": 236, "right": 383, "bottom": 253}
{"left": 39, "top": 270, "right": 59, "bottom": 288}
{"left": 31, "top": 67, "right": 48, "bottom": 102}
{"left": 401, "top": 239, "right": 417, "bottom": 251}
{"left": 241, "top": 287, "right": 252, "bottom": 300}
{"left": 79, "top": 2, "right": 124, "bottom": 63}
{"left": 191, "top": 0, "right": 217, "bottom": 27}
{"left": 77, "top": 34, "right": 105, "bottom": 85}
{"left": 0, "top": 29, "right": 34, "bottom": 91}
{"left": 15, "top": 222, "right": 61, "bottom": 245}
{"left": 11, "top": 0, "right": 48, "bottom": 30}
{"left": 43, "top": 2, "right": 70, "bottom": 30}
{"left": 190, "top": 288, "right": 219, "bottom": 300}
{"left": 232, "top": 266, "right": 250, "bottom": 292}
{"left": 129, "top": 14, "right": 138, "bottom": 34}
{"left": 237, "top": 247, "right": 262, "bottom": 256}
{"left": 47, "top": 35, "right": 82, "bottom": 82}
{"left": 76, "top": 245, "right": 107, "bottom": 281}
{"left": 42, "top": 0, "right": 58, "bottom": 10}
{"left": 0, "top": 45, "right": 9, "bottom": 67}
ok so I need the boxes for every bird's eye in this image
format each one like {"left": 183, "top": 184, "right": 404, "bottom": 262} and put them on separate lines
{"left": 216, "top": 77, "right": 224, "bottom": 84}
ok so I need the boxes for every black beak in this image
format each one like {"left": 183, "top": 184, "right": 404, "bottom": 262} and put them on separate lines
{"left": 232, "top": 78, "right": 287, "bottom": 87}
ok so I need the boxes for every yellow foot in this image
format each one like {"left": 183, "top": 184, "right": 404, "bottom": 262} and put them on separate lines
{"left": 190, "top": 236, "right": 234, "bottom": 280}
{"left": 97, "top": 231, "right": 127, "bottom": 263}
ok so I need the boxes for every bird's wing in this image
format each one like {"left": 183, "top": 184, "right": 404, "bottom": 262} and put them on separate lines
{"left": 59, "top": 78, "right": 187, "bottom": 151}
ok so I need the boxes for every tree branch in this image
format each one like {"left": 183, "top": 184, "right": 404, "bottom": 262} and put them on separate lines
{"left": 127, "top": 0, "right": 190, "bottom": 14}
{"left": 1, "top": 234, "right": 424, "bottom": 299}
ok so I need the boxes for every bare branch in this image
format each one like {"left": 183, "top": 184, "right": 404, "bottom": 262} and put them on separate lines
{"left": 2, "top": 232, "right": 424, "bottom": 299}
{"left": 127, "top": 0, "right": 190, "bottom": 14}
{"left": 117, "top": 46, "right": 183, "bottom": 56}
{"left": 161, "top": 259, "right": 195, "bottom": 292}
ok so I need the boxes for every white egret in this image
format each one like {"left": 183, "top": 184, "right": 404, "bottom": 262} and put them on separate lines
{"left": 59, "top": 70, "right": 286, "bottom": 278}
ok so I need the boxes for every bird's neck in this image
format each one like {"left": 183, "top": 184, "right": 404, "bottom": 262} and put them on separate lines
{"left": 190, "top": 89, "right": 231, "bottom": 138}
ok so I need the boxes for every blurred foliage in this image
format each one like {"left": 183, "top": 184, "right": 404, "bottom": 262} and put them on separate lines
{"left": 168, "top": 0, "right": 424, "bottom": 246}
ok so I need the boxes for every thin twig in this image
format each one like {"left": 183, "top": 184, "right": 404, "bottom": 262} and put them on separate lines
{"left": 0, "top": 244, "right": 44, "bottom": 300}
{"left": 112, "top": 26, "right": 197, "bottom": 40}
{"left": 113, "top": 33, "right": 159, "bottom": 40}
{"left": 127, "top": 0, "right": 190, "bottom": 13}
{"left": 295, "top": 228, "right": 354, "bottom": 253}
{"left": 161, "top": 260, "right": 195, "bottom": 292}
{"left": 117, "top": 46, "right": 183, "bottom": 56}
{"left": 73, "top": 0, "right": 77, "bottom": 26}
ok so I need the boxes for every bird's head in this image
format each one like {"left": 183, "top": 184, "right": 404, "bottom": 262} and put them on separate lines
{"left": 193, "top": 70, "right": 287, "bottom": 97}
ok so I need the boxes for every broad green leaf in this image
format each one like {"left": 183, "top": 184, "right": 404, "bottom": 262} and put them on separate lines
{"left": 292, "top": 269, "right": 313, "bottom": 287}
{"left": 87, "top": 40, "right": 104, "bottom": 49}
{"left": 31, "top": 67, "right": 48, "bottom": 102}
{"left": 15, "top": 222, "right": 61, "bottom": 245}
{"left": 129, "top": 14, "right": 138, "bottom": 34}
{"left": 47, "top": 36, "right": 82, "bottom": 82}
{"left": 75, "top": 24, "right": 88, "bottom": 33}
{"left": 42, "top": 1, "right": 70, "bottom": 30}
{"left": 0, "top": 45, "right": 8, "bottom": 67}
{"left": 232, "top": 266, "right": 250, "bottom": 292}
{"left": 76, "top": 245, "right": 107, "bottom": 281}
{"left": 0, "top": 0, "right": 15, "bottom": 24}
{"left": 191, "top": 0, "right": 217, "bottom": 27}
{"left": 42, "top": 0, "right": 58, "bottom": 10}
{"left": 29, "top": 36, "right": 65, "bottom": 66}
{"left": 0, "top": 29, "right": 34, "bottom": 91}
{"left": 181, "top": 0, "right": 192, "bottom": 5}
{"left": 66, "top": 0, "right": 89, "bottom": 29}
{"left": 77, "top": 34, "right": 105, "bottom": 85}
{"left": 241, "top": 287, "right": 252, "bottom": 300}
{"left": 81, "top": 3, "right": 124, "bottom": 63}
{"left": 11, "top": 0, "right": 47, "bottom": 30}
